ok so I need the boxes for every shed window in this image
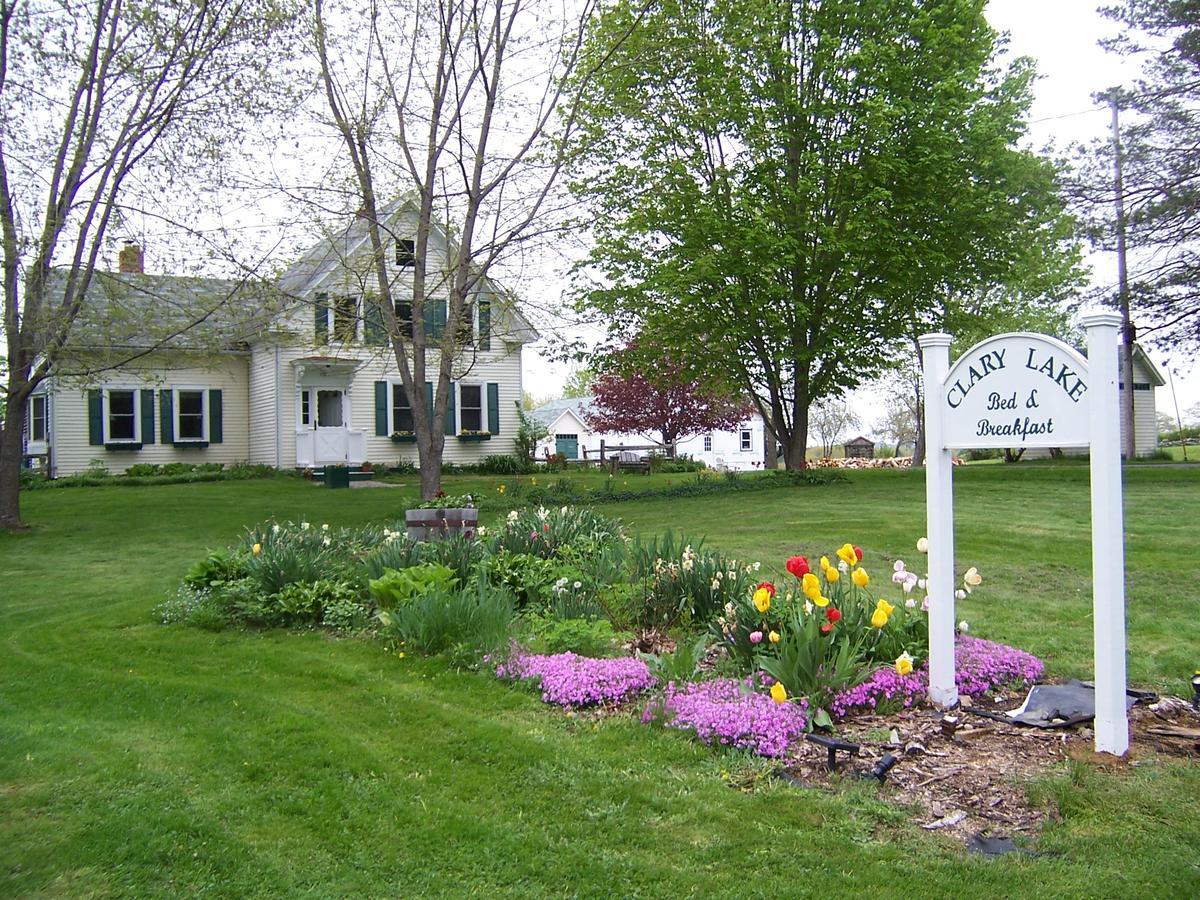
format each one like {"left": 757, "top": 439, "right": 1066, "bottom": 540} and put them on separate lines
{"left": 703, "top": 434, "right": 712, "bottom": 452}
{"left": 740, "top": 429, "right": 752, "bottom": 452}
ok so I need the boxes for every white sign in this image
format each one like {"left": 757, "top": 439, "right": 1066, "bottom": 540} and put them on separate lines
{"left": 943, "top": 333, "right": 1091, "bottom": 448}
{"left": 919, "top": 314, "right": 1129, "bottom": 756}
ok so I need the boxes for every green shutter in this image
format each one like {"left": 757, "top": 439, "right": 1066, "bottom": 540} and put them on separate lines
{"left": 478, "top": 301, "right": 491, "bottom": 351}
{"left": 209, "top": 390, "right": 223, "bottom": 444}
{"left": 159, "top": 390, "right": 174, "bottom": 443}
{"left": 424, "top": 381, "right": 434, "bottom": 427}
{"left": 87, "top": 390, "right": 103, "bottom": 445}
{"left": 314, "top": 294, "right": 329, "bottom": 344}
{"left": 487, "top": 382, "right": 500, "bottom": 434}
{"left": 374, "top": 381, "right": 388, "bottom": 435}
{"left": 140, "top": 389, "right": 155, "bottom": 445}
{"left": 436, "top": 300, "right": 447, "bottom": 337}
{"left": 422, "top": 300, "right": 440, "bottom": 340}
{"left": 445, "top": 381, "right": 456, "bottom": 435}
{"left": 364, "top": 296, "right": 385, "bottom": 345}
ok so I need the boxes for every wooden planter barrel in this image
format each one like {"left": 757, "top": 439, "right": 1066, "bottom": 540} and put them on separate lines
{"left": 405, "top": 507, "right": 479, "bottom": 542}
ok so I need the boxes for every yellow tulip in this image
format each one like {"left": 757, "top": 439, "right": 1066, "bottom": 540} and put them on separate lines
{"left": 252, "top": 543, "right": 262, "bottom": 556}
{"left": 801, "top": 572, "right": 820, "bottom": 594}
{"left": 820, "top": 555, "right": 831, "bottom": 571}
{"left": 813, "top": 594, "right": 830, "bottom": 608}
{"left": 836, "top": 543, "right": 858, "bottom": 567}
{"left": 768, "top": 630, "right": 780, "bottom": 644}
{"left": 895, "top": 652, "right": 914, "bottom": 676}
{"left": 851, "top": 568, "right": 870, "bottom": 588}
{"left": 875, "top": 599, "right": 895, "bottom": 616}
{"left": 770, "top": 682, "right": 788, "bottom": 704}
{"left": 871, "top": 609, "right": 889, "bottom": 628}
{"left": 753, "top": 588, "right": 771, "bottom": 613}
{"left": 963, "top": 567, "right": 982, "bottom": 589}
{"left": 826, "top": 567, "right": 840, "bottom": 584}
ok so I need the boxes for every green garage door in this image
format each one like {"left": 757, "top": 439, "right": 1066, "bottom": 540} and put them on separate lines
{"left": 555, "top": 433, "right": 578, "bottom": 459}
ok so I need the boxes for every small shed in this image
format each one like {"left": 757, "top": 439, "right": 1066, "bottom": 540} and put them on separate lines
{"left": 843, "top": 436, "right": 876, "bottom": 459}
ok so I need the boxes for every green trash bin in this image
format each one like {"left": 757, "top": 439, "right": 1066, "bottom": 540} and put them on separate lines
{"left": 324, "top": 465, "right": 350, "bottom": 489}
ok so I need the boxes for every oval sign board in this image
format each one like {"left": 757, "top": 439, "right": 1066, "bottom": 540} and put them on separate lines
{"left": 942, "top": 332, "right": 1090, "bottom": 449}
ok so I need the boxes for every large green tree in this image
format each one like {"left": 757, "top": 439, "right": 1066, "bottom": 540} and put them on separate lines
{"left": 570, "top": 0, "right": 1079, "bottom": 467}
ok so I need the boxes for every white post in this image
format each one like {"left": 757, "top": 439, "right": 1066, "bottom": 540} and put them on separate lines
{"left": 1081, "top": 311, "right": 1128, "bottom": 756}
{"left": 918, "top": 333, "right": 959, "bottom": 708}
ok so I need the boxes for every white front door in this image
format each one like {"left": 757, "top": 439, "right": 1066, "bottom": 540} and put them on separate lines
{"left": 314, "top": 389, "right": 348, "bottom": 463}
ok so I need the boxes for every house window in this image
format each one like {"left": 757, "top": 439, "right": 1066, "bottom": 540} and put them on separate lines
{"left": 175, "top": 390, "right": 206, "bottom": 441}
{"left": 740, "top": 429, "right": 752, "bottom": 452}
{"left": 1118, "top": 382, "right": 1151, "bottom": 392}
{"left": 396, "top": 238, "right": 416, "bottom": 267}
{"left": 395, "top": 299, "right": 414, "bottom": 338}
{"left": 459, "top": 384, "right": 483, "bottom": 432}
{"left": 300, "top": 390, "right": 311, "bottom": 426}
{"left": 703, "top": 434, "right": 712, "bottom": 452}
{"left": 28, "top": 395, "right": 47, "bottom": 442}
{"left": 333, "top": 295, "right": 357, "bottom": 342}
{"left": 107, "top": 389, "right": 138, "bottom": 442}
{"left": 392, "top": 384, "right": 414, "bottom": 432}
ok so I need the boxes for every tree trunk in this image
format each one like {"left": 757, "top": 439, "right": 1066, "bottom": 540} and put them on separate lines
{"left": 783, "top": 405, "right": 809, "bottom": 470}
{"left": 763, "top": 430, "right": 778, "bottom": 469}
{"left": 0, "top": 412, "right": 27, "bottom": 530}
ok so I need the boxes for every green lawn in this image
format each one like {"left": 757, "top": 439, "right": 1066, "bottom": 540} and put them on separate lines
{"left": 2, "top": 467, "right": 1199, "bottom": 897}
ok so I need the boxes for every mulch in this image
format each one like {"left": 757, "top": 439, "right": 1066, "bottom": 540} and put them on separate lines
{"left": 780, "top": 690, "right": 1200, "bottom": 842}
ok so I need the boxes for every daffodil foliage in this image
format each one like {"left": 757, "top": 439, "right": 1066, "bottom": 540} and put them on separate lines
{"left": 569, "top": 0, "right": 1077, "bottom": 468}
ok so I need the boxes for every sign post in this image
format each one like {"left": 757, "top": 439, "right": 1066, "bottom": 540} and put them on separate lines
{"left": 919, "top": 315, "right": 1129, "bottom": 756}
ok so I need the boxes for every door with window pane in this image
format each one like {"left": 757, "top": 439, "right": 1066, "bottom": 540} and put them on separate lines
{"left": 313, "top": 389, "right": 348, "bottom": 463}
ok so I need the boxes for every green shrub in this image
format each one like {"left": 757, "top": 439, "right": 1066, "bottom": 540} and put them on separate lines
{"left": 378, "top": 582, "right": 516, "bottom": 662}
{"left": 526, "top": 615, "right": 623, "bottom": 657}
{"left": 322, "top": 597, "right": 372, "bottom": 632}
{"left": 240, "top": 521, "right": 352, "bottom": 594}
{"left": 209, "top": 577, "right": 279, "bottom": 626}
{"left": 161, "top": 462, "right": 198, "bottom": 476}
{"left": 125, "top": 463, "right": 163, "bottom": 476}
{"left": 416, "top": 533, "right": 487, "bottom": 585}
{"left": 640, "top": 634, "right": 710, "bottom": 684}
{"left": 479, "top": 551, "right": 559, "bottom": 608}
{"left": 183, "top": 549, "right": 246, "bottom": 589}
{"left": 361, "top": 533, "right": 422, "bottom": 579}
{"left": 478, "top": 453, "right": 530, "bottom": 475}
{"left": 369, "top": 564, "right": 459, "bottom": 610}
{"left": 155, "top": 585, "right": 228, "bottom": 630}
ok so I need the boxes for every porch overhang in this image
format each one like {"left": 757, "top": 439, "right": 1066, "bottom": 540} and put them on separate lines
{"left": 292, "top": 356, "right": 362, "bottom": 386}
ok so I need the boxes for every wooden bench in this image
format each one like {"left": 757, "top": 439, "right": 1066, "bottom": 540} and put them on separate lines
{"left": 609, "top": 450, "right": 651, "bottom": 475}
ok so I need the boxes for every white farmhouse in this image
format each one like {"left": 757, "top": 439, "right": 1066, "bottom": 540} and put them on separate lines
{"left": 22, "top": 198, "right": 537, "bottom": 476}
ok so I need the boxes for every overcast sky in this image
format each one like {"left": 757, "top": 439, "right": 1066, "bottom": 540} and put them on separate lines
{"left": 524, "top": 1, "right": 1198, "bottom": 424}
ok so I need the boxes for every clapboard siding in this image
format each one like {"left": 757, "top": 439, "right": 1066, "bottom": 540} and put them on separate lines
{"left": 50, "top": 354, "right": 250, "bottom": 475}
{"left": 248, "top": 345, "right": 280, "bottom": 466}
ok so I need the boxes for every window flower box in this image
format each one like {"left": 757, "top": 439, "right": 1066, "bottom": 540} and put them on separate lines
{"left": 457, "top": 431, "right": 491, "bottom": 442}
{"left": 172, "top": 441, "right": 210, "bottom": 449}
{"left": 104, "top": 442, "right": 143, "bottom": 451}
{"left": 390, "top": 431, "right": 418, "bottom": 443}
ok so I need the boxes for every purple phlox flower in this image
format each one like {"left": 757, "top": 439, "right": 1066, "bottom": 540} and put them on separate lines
{"left": 649, "top": 677, "right": 808, "bottom": 757}
{"left": 497, "top": 650, "right": 655, "bottom": 708}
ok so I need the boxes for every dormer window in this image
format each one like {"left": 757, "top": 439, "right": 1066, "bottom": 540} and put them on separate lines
{"left": 396, "top": 238, "right": 416, "bottom": 268}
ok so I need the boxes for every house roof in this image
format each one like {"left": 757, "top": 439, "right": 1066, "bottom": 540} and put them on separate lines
{"left": 277, "top": 195, "right": 540, "bottom": 344}
{"left": 61, "top": 269, "right": 281, "bottom": 351}
{"left": 530, "top": 396, "right": 593, "bottom": 429}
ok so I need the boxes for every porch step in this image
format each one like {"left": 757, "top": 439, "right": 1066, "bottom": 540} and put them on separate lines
{"left": 308, "top": 467, "right": 375, "bottom": 482}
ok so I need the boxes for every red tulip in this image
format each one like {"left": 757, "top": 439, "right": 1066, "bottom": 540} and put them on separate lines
{"left": 825, "top": 607, "right": 842, "bottom": 624}
{"left": 785, "top": 555, "right": 810, "bottom": 577}
{"left": 852, "top": 545, "right": 863, "bottom": 562}
{"left": 755, "top": 580, "right": 777, "bottom": 597}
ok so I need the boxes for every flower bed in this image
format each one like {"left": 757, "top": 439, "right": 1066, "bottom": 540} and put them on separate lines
{"left": 830, "top": 636, "right": 1045, "bottom": 718}
{"left": 647, "top": 677, "right": 809, "bottom": 757}
{"left": 496, "top": 650, "right": 656, "bottom": 708}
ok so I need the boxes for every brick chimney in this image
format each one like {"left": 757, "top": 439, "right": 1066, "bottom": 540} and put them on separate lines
{"left": 118, "top": 242, "right": 143, "bottom": 274}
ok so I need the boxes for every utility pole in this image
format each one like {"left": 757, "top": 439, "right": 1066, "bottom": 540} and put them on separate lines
{"left": 1108, "top": 92, "right": 1137, "bottom": 460}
